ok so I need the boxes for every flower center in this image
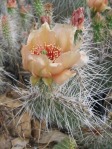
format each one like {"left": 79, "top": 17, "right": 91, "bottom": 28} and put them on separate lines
{"left": 31, "top": 44, "right": 61, "bottom": 61}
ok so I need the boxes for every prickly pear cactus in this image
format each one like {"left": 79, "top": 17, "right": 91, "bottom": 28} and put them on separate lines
{"left": 0, "top": 1, "right": 112, "bottom": 149}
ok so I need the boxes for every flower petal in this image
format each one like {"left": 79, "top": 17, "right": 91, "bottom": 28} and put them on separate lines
{"left": 76, "top": 51, "right": 89, "bottom": 67}
{"left": 21, "top": 45, "right": 31, "bottom": 70}
{"left": 28, "top": 55, "right": 51, "bottom": 77}
{"left": 21, "top": 45, "right": 51, "bottom": 77}
{"left": 55, "top": 50, "right": 81, "bottom": 69}
{"left": 49, "top": 51, "right": 80, "bottom": 75}
{"left": 49, "top": 63, "right": 64, "bottom": 75}
{"left": 27, "top": 30, "right": 41, "bottom": 49}
{"left": 38, "top": 22, "right": 56, "bottom": 45}
{"left": 53, "top": 23, "right": 76, "bottom": 52}
{"left": 27, "top": 22, "right": 56, "bottom": 50}
{"left": 53, "top": 70, "right": 76, "bottom": 85}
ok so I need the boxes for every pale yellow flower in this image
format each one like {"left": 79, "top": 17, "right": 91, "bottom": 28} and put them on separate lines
{"left": 21, "top": 23, "right": 87, "bottom": 85}
{"left": 87, "top": 0, "right": 108, "bottom": 12}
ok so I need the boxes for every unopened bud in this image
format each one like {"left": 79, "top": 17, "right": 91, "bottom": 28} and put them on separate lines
{"left": 40, "top": 15, "right": 51, "bottom": 24}
{"left": 71, "top": 7, "right": 84, "bottom": 30}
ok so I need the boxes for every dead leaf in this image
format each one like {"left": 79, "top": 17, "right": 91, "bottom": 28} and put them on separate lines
{"left": 0, "top": 95, "right": 22, "bottom": 109}
{"left": 11, "top": 147, "right": 23, "bottom": 149}
{"left": 0, "top": 134, "right": 12, "bottom": 149}
{"left": 39, "top": 130, "right": 68, "bottom": 144}
{"left": 6, "top": 90, "right": 21, "bottom": 99}
{"left": 15, "top": 112, "right": 31, "bottom": 138}
{"left": 31, "top": 119, "right": 46, "bottom": 141}
{"left": 11, "top": 137, "right": 29, "bottom": 149}
{"left": 0, "top": 105, "right": 16, "bottom": 136}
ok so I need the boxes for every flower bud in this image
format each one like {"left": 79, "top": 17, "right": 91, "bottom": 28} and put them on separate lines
{"left": 71, "top": 7, "right": 84, "bottom": 30}
{"left": 40, "top": 15, "right": 51, "bottom": 24}
{"left": 7, "top": 0, "right": 17, "bottom": 9}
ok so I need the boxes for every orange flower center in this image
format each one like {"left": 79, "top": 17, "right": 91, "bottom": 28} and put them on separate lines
{"left": 31, "top": 44, "right": 61, "bottom": 61}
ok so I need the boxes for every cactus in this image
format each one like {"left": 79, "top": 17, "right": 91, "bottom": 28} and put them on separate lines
{"left": 0, "top": 0, "right": 112, "bottom": 149}
{"left": 33, "top": 0, "right": 43, "bottom": 17}
{"left": 43, "top": 0, "right": 87, "bottom": 21}
{"left": 53, "top": 137, "right": 77, "bottom": 149}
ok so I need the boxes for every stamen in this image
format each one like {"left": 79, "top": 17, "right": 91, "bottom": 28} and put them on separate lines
{"left": 31, "top": 44, "right": 61, "bottom": 61}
